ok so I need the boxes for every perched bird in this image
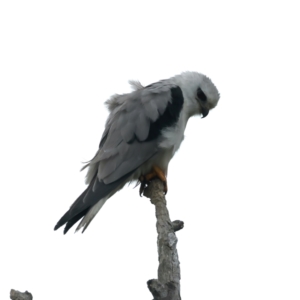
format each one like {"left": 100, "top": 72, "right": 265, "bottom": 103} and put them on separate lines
{"left": 54, "top": 71, "right": 220, "bottom": 234}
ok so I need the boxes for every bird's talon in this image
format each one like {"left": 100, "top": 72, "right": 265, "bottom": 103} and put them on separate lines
{"left": 139, "top": 183, "right": 145, "bottom": 196}
{"left": 164, "top": 183, "right": 168, "bottom": 195}
{"left": 139, "top": 165, "right": 168, "bottom": 195}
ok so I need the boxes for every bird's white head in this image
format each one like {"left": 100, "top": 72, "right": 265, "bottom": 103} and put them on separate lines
{"left": 173, "top": 71, "right": 220, "bottom": 118}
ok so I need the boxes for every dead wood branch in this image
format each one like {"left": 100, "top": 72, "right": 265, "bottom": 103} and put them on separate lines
{"left": 10, "top": 289, "right": 33, "bottom": 300}
{"left": 144, "top": 179, "right": 183, "bottom": 300}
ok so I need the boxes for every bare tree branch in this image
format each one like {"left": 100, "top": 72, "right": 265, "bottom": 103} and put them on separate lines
{"left": 171, "top": 220, "right": 184, "bottom": 232}
{"left": 144, "top": 179, "right": 182, "bottom": 300}
{"left": 10, "top": 290, "right": 33, "bottom": 300}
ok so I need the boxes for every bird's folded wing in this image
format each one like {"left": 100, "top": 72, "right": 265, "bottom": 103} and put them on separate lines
{"left": 84, "top": 81, "right": 184, "bottom": 185}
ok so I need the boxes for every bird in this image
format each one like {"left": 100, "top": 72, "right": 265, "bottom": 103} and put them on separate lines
{"left": 54, "top": 71, "right": 220, "bottom": 234}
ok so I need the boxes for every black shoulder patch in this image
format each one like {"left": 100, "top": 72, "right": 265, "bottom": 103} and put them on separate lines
{"left": 145, "top": 86, "right": 184, "bottom": 142}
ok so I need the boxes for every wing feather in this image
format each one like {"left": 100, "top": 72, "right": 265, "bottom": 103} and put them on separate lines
{"left": 120, "top": 120, "right": 135, "bottom": 143}
{"left": 135, "top": 111, "right": 150, "bottom": 141}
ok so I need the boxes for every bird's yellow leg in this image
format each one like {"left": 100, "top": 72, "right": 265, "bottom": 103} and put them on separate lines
{"left": 139, "top": 165, "right": 168, "bottom": 196}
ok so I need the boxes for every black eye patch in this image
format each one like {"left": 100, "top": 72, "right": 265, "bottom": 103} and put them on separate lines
{"left": 197, "top": 88, "right": 207, "bottom": 102}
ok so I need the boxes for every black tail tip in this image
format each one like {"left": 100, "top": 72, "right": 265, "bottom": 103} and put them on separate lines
{"left": 54, "top": 223, "right": 62, "bottom": 231}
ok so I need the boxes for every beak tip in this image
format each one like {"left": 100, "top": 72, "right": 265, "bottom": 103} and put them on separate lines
{"left": 201, "top": 110, "right": 209, "bottom": 118}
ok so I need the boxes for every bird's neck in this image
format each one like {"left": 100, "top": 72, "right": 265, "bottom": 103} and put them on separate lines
{"left": 182, "top": 99, "right": 198, "bottom": 120}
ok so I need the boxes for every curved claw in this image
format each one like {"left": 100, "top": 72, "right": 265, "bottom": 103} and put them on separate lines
{"left": 163, "top": 181, "right": 168, "bottom": 195}
{"left": 139, "top": 180, "right": 146, "bottom": 197}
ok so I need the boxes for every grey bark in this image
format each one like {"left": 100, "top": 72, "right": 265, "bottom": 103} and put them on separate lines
{"left": 171, "top": 220, "right": 184, "bottom": 232}
{"left": 143, "top": 179, "right": 183, "bottom": 300}
{"left": 10, "top": 290, "right": 33, "bottom": 300}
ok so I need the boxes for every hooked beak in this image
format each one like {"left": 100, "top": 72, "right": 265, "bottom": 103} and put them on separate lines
{"left": 200, "top": 103, "right": 209, "bottom": 118}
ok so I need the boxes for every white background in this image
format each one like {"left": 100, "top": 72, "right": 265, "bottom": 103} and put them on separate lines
{"left": 1, "top": 1, "right": 299, "bottom": 299}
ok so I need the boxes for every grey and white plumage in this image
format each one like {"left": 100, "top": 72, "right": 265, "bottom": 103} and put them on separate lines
{"left": 54, "top": 71, "right": 220, "bottom": 234}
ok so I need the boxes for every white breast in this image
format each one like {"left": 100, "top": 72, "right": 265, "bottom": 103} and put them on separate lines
{"left": 158, "top": 111, "right": 188, "bottom": 156}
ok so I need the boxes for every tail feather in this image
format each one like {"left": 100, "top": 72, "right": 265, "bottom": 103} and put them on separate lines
{"left": 54, "top": 186, "right": 90, "bottom": 231}
{"left": 75, "top": 197, "right": 109, "bottom": 233}
{"left": 54, "top": 171, "right": 134, "bottom": 233}
{"left": 63, "top": 208, "right": 89, "bottom": 234}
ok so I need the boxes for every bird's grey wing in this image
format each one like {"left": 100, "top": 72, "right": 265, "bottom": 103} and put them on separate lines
{"left": 85, "top": 81, "right": 184, "bottom": 185}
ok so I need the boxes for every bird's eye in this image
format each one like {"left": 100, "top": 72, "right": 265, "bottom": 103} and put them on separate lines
{"left": 197, "top": 88, "right": 207, "bottom": 102}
